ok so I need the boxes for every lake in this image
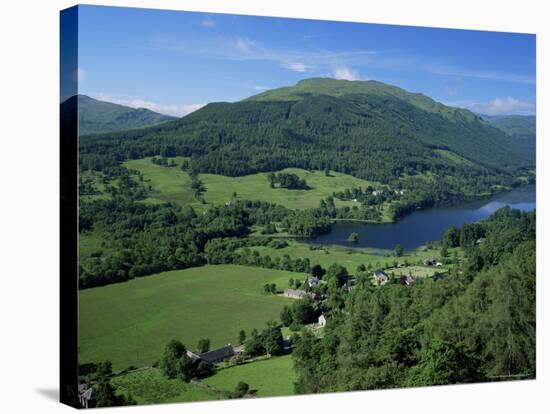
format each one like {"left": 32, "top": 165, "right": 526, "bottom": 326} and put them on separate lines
{"left": 306, "top": 184, "right": 536, "bottom": 251}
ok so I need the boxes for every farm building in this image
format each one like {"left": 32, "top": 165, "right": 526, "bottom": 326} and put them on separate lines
{"left": 318, "top": 314, "right": 327, "bottom": 327}
{"left": 283, "top": 288, "right": 308, "bottom": 299}
{"left": 308, "top": 276, "right": 321, "bottom": 287}
{"left": 423, "top": 258, "right": 439, "bottom": 266}
{"left": 402, "top": 274, "right": 415, "bottom": 286}
{"left": 187, "top": 345, "right": 235, "bottom": 365}
{"left": 374, "top": 270, "right": 389, "bottom": 285}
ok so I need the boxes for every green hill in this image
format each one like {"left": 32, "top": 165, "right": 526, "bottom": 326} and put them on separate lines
{"left": 62, "top": 94, "right": 176, "bottom": 135}
{"left": 80, "top": 78, "right": 534, "bottom": 188}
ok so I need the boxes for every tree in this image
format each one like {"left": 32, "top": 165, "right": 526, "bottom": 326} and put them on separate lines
{"left": 280, "top": 305, "right": 293, "bottom": 326}
{"left": 94, "top": 380, "right": 120, "bottom": 407}
{"left": 261, "top": 321, "right": 284, "bottom": 356}
{"left": 160, "top": 340, "right": 186, "bottom": 379}
{"left": 347, "top": 232, "right": 359, "bottom": 243}
{"left": 290, "top": 299, "right": 316, "bottom": 325}
{"left": 179, "top": 352, "right": 195, "bottom": 382}
{"left": 238, "top": 329, "right": 246, "bottom": 345}
{"left": 197, "top": 338, "right": 211, "bottom": 353}
{"left": 311, "top": 264, "right": 325, "bottom": 279}
{"left": 235, "top": 381, "right": 250, "bottom": 397}
{"left": 244, "top": 328, "right": 264, "bottom": 357}
{"left": 440, "top": 245, "right": 448, "bottom": 258}
{"left": 406, "top": 340, "right": 483, "bottom": 386}
{"left": 326, "top": 263, "right": 348, "bottom": 287}
{"left": 444, "top": 225, "right": 460, "bottom": 248}
{"left": 394, "top": 244, "right": 404, "bottom": 257}
{"left": 356, "top": 264, "right": 367, "bottom": 273}
{"left": 267, "top": 172, "right": 276, "bottom": 188}
{"left": 288, "top": 277, "right": 295, "bottom": 287}
{"left": 96, "top": 360, "right": 112, "bottom": 378}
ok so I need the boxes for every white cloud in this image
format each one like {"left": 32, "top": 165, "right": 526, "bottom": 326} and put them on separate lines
{"left": 463, "top": 97, "right": 535, "bottom": 115}
{"left": 253, "top": 85, "right": 269, "bottom": 91}
{"left": 429, "top": 64, "right": 535, "bottom": 85}
{"left": 283, "top": 62, "right": 310, "bottom": 73}
{"left": 200, "top": 17, "right": 216, "bottom": 28}
{"left": 233, "top": 37, "right": 256, "bottom": 54}
{"left": 93, "top": 93, "right": 205, "bottom": 117}
{"left": 331, "top": 66, "right": 361, "bottom": 81}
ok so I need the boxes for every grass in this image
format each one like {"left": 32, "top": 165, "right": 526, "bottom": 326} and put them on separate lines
{"left": 123, "top": 158, "right": 380, "bottom": 210}
{"left": 203, "top": 355, "right": 296, "bottom": 398}
{"left": 123, "top": 157, "right": 203, "bottom": 210}
{"left": 201, "top": 167, "right": 376, "bottom": 210}
{"left": 111, "top": 368, "right": 220, "bottom": 404}
{"left": 242, "top": 240, "right": 458, "bottom": 274}
{"left": 79, "top": 265, "right": 304, "bottom": 371}
{"left": 434, "top": 149, "right": 476, "bottom": 167}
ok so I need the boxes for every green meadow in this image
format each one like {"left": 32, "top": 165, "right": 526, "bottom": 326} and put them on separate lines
{"left": 79, "top": 265, "right": 303, "bottom": 371}
{"left": 242, "top": 240, "right": 451, "bottom": 272}
{"left": 203, "top": 355, "right": 296, "bottom": 398}
{"left": 124, "top": 157, "right": 202, "bottom": 209}
{"left": 124, "top": 157, "right": 378, "bottom": 210}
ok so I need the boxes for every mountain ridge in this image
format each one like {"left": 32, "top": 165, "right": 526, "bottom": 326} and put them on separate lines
{"left": 79, "top": 78, "right": 534, "bottom": 191}
{"left": 62, "top": 94, "right": 177, "bottom": 135}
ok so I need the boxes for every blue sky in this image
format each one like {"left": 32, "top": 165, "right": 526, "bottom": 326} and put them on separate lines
{"left": 75, "top": 5, "right": 536, "bottom": 116}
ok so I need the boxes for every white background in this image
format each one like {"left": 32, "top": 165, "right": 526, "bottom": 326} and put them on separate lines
{"left": 0, "top": 0, "right": 547, "bottom": 412}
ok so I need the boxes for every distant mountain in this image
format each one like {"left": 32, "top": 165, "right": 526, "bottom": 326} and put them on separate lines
{"left": 482, "top": 114, "right": 535, "bottom": 138}
{"left": 62, "top": 95, "right": 177, "bottom": 135}
{"left": 80, "top": 78, "right": 534, "bottom": 187}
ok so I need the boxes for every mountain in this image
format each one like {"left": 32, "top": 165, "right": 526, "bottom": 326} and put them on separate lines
{"left": 62, "top": 95, "right": 177, "bottom": 135}
{"left": 80, "top": 78, "right": 534, "bottom": 187}
{"left": 482, "top": 114, "right": 535, "bottom": 138}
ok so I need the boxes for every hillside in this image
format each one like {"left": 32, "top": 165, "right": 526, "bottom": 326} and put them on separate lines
{"left": 62, "top": 94, "right": 176, "bottom": 135}
{"left": 483, "top": 114, "right": 536, "bottom": 140}
{"left": 79, "top": 78, "right": 534, "bottom": 188}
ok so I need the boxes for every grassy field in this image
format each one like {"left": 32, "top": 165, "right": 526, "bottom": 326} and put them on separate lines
{"left": 201, "top": 167, "right": 376, "bottom": 209}
{"left": 124, "top": 157, "right": 203, "bottom": 209}
{"left": 112, "top": 368, "right": 220, "bottom": 405}
{"left": 241, "top": 240, "right": 450, "bottom": 273}
{"left": 79, "top": 265, "right": 304, "bottom": 371}
{"left": 123, "top": 158, "right": 379, "bottom": 210}
{"left": 203, "top": 355, "right": 296, "bottom": 398}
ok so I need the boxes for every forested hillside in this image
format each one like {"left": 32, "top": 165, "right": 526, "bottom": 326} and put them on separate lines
{"left": 293, "top": 208, "right": 536, "bottom": 391}
{"left": 79, "top": 79, "right": 533, "bottom": 192}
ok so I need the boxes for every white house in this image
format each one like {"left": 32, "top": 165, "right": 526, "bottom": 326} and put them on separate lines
{"left": 318, "top": 314, "right": 327, "bottom": 327}
{"left": 308, "top": 276, "right": 320, "bottom": 288}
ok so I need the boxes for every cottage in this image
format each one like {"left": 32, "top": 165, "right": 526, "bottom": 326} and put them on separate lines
{"left": 402, "top": 274, "right": 415, "bottom": 286}
{"left": 318, "top": 314, "right": 327, "bottom": 327}
{"left": 423, "top": 258, "right": 438, "bottom": 266}
{"left": 374, "top": 270, "right": 388, "bottom": 285}
{"left": 78, "top": 386, "right": 96, "bottom": 409}
{"left": 283, "top": 288, "right": 308, "bottom": 299}
{"left": 308, "top": 276, "right": 321, "bottom": 288}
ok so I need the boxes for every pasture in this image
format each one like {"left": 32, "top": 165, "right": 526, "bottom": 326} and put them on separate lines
{"left": 123, "top": 157, "right": 379, "bottom": 210}
{"left": 79, "top": 265, "right": 303, "bottom": 371}
{"left": 123, "top": 157, "right": 202, "bottom": 209}
{"left": 203, "top": 355, "right": 296, "bottom": 398}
